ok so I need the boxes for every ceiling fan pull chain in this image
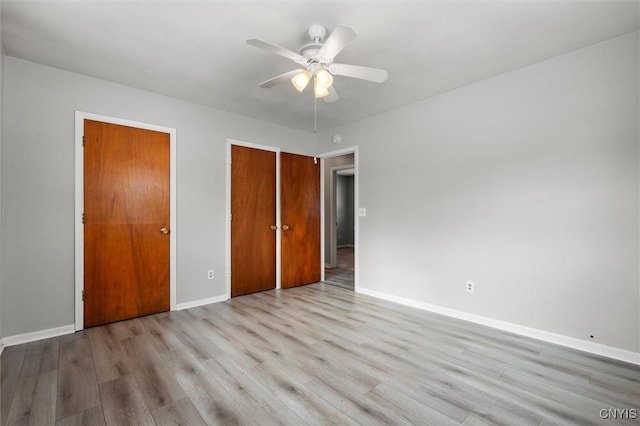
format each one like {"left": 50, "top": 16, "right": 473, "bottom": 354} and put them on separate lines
{"left": 314, "top": 95, "right": 317, "bottom": 134}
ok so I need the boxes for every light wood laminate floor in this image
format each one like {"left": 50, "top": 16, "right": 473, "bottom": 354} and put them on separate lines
{"left": 2, "top": 283, "right": 638, "bottom": 425}
{"left": 324, "top": 267, "right": 354, "bottom": 291}
{"left": 336, "top": 247, "right": 354, "bottom": 271}
{"left": 325, "top": 246, "right": 355, "bottom": 290}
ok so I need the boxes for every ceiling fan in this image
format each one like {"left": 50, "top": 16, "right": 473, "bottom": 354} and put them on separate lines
{"left": 247, "top": 24, "right": 388, "bottom": 102}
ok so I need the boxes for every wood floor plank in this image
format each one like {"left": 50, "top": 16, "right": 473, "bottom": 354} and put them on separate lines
{"left": 162, "top": 348, "right": 248, "bottom": 425}
{"left": 5, "top": 370, "right": 57, "bottom": 426}
{"left": 55, "top": 337, "right": 101, "bottom": 421}
{"left": 452, "top": 360, "right": 603, "bottom": 425}
{"left": 121, "top": 334, "right": 187, "bottom": 411}
{"left": 589, "top": 369, "right": 640, "bottom": 397}
{"left": 366, "top": 382, "right": 462, "bottom": 424}
{"left": 303, "top": 376, "right": 400, "bottom": 425}
{"left": 324, "top": 266, "right": 354, "bottom": 290}
{"left": 499, "top": 367, "right": 629, "bottom": 422}
{"left": 203, "top": 357, "right": 308, "bottom": 425}
{"left": 247, "top": 361, "right": 356, "bottom": 425}
{"left": 19, "top": 338, "right": 59, "bottom": 380}
{"left": 99, "top": 375, "right": 155, "bottom": 426}
{"left": 150, "top": 397, "right": 206, "bottom": 426}
{"left": 402, "top": 358, "right": 544, "bottom": 425}
{"left": 137, "top": 314, "right": 185, "bottom": 355}
{"left": 211, "top": 354, "right": 307, "bottom": 425}
{"left": 462, "top": 412, "right": 503, "bottom": 426}
{"left": 375, "top": 377, "right": 470, "bottom": 423}
{"left": 55, "top": 406, "right": 106, "bottom": 426}
{"left": 222, "top": 324, "right": 278, "bottom": 365}
{"left": 310, "top": 340, "right": 388, "bottom": 387}
{"left": 1, "top": 345, "right": 27, "bottom": 426}
{"left": 160, "top": 311, "right": 225, "bottom": 361}
{"left": 188, "top": 315, "right": 261, "bottom": 369}
{"left": 87, "top": 324, "right": 134, "bottom": 384}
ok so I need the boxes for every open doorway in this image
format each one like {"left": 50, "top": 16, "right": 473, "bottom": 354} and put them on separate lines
{"left": 322, "top": 152, "right": 355, "bottom": 290}
{"left": 335, "top": 168, "right": 354, "bottom": 270}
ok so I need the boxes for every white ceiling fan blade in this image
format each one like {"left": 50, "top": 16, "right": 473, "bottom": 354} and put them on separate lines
{"left": 247, "top": 39, "right": 305, "bottom": 64}
{"left": 318, "top": 25, "right": 356, "bottom": 61}
{"left": 324, "top": 86, "right": 339, "bottom": 103}
{"left": 329, "top": 63, "right": 388, "bottom": 83}
{"left": 259, "top": 69, "right": 303, "bottom": 88}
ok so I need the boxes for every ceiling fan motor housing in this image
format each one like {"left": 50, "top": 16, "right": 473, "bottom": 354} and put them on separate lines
{"left": 299, "top": 42, "right": 323, "bottom": 59}
{"left": 307, "top": 24, "right": 327, "bottom": 42}
{"left": 300, "top": 25, "right": 328, "bottom": 65}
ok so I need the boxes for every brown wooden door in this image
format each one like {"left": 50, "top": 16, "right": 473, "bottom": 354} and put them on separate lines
{"left": 281, "top": 152, "right": 321, "bottom": 288}
{"left": 231, "top": 145, "right": 277, "bottom": 296}
{"left": 84, "top": 120, "right": 170, "bottom": 327}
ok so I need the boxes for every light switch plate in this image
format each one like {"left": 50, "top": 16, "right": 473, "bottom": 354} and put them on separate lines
{"left": 358, "top": 208, "right": 367, "bottom": 217}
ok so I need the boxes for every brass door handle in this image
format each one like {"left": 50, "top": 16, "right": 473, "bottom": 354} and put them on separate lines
{"left": 270, "top": 225, "right": 277, "bottom": 231}
{"left": 160, "top": 227, "right": 170, "bottom": 235}
{"left": 282, "top": 225, "right": 290, "bottom": 231}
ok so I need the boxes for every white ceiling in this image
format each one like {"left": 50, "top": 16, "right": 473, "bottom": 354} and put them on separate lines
{"left": 2, "top": 1, "right": 638, "bottom": 132}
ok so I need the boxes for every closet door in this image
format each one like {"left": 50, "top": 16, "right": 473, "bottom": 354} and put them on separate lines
{"left": 84, "top": 120, "right": 170, "bottom": 327}
{"left": 280, "top": 152, "right": 321, "bottom": 288}
{"left": 231, "top": 145, "right": 277, "bottom": 296}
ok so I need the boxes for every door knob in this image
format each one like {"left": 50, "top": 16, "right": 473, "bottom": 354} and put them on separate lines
{"left": 282, "top": 225, "right": 290, "bottom": 231}
{"left": 160, "top": 227, "right": 170, "bottom": 235}
{"left": 270, "top": 225, "right": 277, "bottom": 231}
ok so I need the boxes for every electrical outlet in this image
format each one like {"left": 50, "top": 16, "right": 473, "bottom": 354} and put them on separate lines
{"left": 466, "top": 281, "right": 474, "bottom": 293}
{"left": 207, "top": 270, "right": 215, "bottom": 280}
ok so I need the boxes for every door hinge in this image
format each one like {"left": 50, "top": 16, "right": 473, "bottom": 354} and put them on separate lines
{"left": 82, "top": 290, "right": 85, "bottom": 301}
{"left": 229, "top": 213, "right": 232, "bottom": 221}
{"left": 82, "top": 136, "right": 85, "bottom": 147}
{"left": 82, "top": 212, "right": 85, "bottom": 224}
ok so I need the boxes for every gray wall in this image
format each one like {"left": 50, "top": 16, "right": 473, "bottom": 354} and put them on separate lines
{"left": 1, "top": 57, "right": 315, "bottom": 337}
{"left": 323, "top": 154, "right": 354, "bottom": 266}
{"left": 317, "top": 32, "right": 639, "bottom": 353}
{"left": 336, "top": 174, "right": 354, "bottom": 246}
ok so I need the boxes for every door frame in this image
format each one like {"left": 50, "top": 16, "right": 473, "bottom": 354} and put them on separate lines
{"left": 226, "top": 139, "right": 282, "bottom": 298}
{"left": 318, "top": 146, "right": 359, "bottom": 291}
{"left": 74, "top": 111, "right": 177, "bottom": 331}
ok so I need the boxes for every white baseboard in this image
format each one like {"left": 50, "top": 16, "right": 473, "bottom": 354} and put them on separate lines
{"left": 0, "top": 295, "right": 229, "bottom": 348}
{"left": 357, "top": 287, "right": 639, "bottom": 366}
{"left": 176, "top": 294, "right": 228, "bottom": 311}
{"left": 2, "top": 296, "right": 228, "bottom": 348}
{"left": 2, "top": 324, "right": 75, "bottom": 348}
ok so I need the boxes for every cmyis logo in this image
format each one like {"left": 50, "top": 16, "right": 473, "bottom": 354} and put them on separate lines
{"left": 599, "top": 408, "right": 638, "bottom": 420}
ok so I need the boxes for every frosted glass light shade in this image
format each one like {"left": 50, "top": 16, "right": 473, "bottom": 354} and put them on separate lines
{"left": 315, "top": 68, "right": 334, "bottom": 89}
{"left": 314, "top": 79, "right": 329, "bottom": 98}
{"left": 291, "top": 70, "right": 311, "bottom": 92}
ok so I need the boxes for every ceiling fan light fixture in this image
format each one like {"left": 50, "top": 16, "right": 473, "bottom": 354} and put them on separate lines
{"left": 291, "top": 70, "right": 312, "bottom": 92}
{"left": 248, "top": 23, "right": 387, "bottom": 107}
{"left": 314, "top": 80, "right": 329, "bottom": 98}
{"left": 315, "top": 68, "right": 333, "bottom": 89}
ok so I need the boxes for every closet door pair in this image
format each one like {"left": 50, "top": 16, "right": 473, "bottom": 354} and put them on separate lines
{"left": 231, "top": 145, "right": 320, "bottom": 297}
